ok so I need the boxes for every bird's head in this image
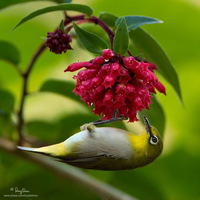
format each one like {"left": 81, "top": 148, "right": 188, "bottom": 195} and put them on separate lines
{"left": 143, "top": 116, "right": 163, "bottom": 158}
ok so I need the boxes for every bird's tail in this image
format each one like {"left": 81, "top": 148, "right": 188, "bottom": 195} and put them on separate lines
{"left": 17, "top": 142, "right": 67, "bottom": 158}
{"left": 17, "top": 146, "right": 47, "bottom": 154}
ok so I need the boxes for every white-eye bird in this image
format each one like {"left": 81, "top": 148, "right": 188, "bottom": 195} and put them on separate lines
{"left": 17, "top": 116, "right": 163, "bottom": 170}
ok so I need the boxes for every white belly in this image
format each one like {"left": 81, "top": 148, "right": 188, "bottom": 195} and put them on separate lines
{"left": 63, "top": 127, "right": 133, "bottom": 159}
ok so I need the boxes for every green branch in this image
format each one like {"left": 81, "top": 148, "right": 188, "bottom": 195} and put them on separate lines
{"left": 0, "top": 138, "right": 138, "bottom": 200}
{"left": 17, "top": 42, "right": 46, "bottom": 145}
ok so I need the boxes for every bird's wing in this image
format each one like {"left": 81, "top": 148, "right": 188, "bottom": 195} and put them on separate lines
{"left": 59, "top": 153, "right": 121, "bottom": 170}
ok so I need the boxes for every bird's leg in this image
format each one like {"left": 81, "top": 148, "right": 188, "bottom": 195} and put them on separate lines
{"left": 80, "top": 110, "right": 128, "bottom": 132}
{"left": 112, "top": 109, "right": 118, "bottom": 118}
{"left": 92, "top": 109, "right": 128, "bottom": 126}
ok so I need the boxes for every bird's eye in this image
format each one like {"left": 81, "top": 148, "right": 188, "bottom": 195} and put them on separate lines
{"left": 149, "top": 136, "right": 159, "bottom": 145}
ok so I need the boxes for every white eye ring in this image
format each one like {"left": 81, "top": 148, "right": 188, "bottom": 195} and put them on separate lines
{"left": 149, "top": 136, "right": 159, "bottom": 145}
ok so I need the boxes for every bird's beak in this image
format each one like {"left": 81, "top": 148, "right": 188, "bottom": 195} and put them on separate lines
{"left": 143, "top": 116, "right": 153, "bottom": 137}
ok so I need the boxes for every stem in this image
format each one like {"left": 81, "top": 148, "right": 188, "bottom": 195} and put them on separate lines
{"left": 65, "top": 15, "right": 115, "bottom": 49}
{"left": 15, "top": 65, "right": 23, "bottom": 76}
{"left": 69, "top": 14, "right": 85, "bottom": 22}
{"left": 17, "top": 43, "right": 46, "bottom": 145}
{"left": 128, "top": 50, "right": 133, "bottom": 57}
{"left": 24, "top": 43, "right": 46, "bottom": 76}
{"left": 64, "top": 14, "right": 85, "bottom": 27}
{"left": 89, "top": 16, "right": 114, "bottom": 49}
{"left": 65, "top": 19, "right": 89, "bottom": 32}
{"left": 0, "top": 138, "right": 138, "bottom": 200}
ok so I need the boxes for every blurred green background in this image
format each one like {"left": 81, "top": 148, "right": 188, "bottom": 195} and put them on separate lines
{"left": 0, "top": 0, "right": 200, "bottom": 199}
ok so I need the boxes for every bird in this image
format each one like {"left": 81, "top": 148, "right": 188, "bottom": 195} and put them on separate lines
{"left": 17, "top": 116, "right": 163, "bottom": 170}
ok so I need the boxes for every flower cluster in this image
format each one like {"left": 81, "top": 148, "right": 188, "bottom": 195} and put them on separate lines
{"left": 65, "top": 49, "right": 166, "bottom": 122}
{"left": 46, "top": 28, "right": 72, "bottom": 54}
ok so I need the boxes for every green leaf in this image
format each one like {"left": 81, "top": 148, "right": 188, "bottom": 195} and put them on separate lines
{"left": 59, "top": 19, "right": 65, "bottom": 32}
{"left": 138, "top": 95, "right": 165, "bottom": 136}
{"left": 110, "top": 169, "right": 165, "bottom": 200}
{"left": 129, "top": 28, "right": 182, "bottom": 103}
{"left": 65, "top": 0, "right": 72, "bottom": 3}
{"left": 54, "top": 0, "right": 65, "bottom": 3}
{"left": 0, "top": 90, "right": 15, "bottom": 134}
{"left": 12, "top": 3, "right": 93, "bottom": 31}
{"left": 40, "top": 79, "right": 86, "bottom": 107}
{"left": 0, "top": 111, "right": 10, "bottom": 134}
{"left": 25, "top": 120, "right": 57, "bottom": 142}
{"left": 0, "top": 1, "right": 66, "bottom": 10}
{"left": 116, "top": 16, "right": 163, "bottom": 31}
{"left": 0, "top": 90, "right": 15, "bottom": 113}
{"left": 73, "top": 23, "right": 108, "bottom": 55}
{"left": 0, "top": 0, "right": 36, "bottom": 10}
{"left": 78, "top": 24, "right": 110, "bottom": 49}
{"left": 113, "top": 17, "right": 129, "bottom": 55}
{"left": 99, "top": 12, "right": 118, "bottom": 27}
{"left": 56, "top": 113, "right": 98, "bottom": 141}
{"left": 0, "top": 41, "right": 20, "bottom": 66}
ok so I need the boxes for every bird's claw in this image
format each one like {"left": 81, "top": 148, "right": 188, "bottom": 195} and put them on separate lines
{"left": 80, "top": 123, "right": 96, "bottom": 133}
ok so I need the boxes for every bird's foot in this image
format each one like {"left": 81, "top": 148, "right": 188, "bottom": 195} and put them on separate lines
{"left": 80, "top": 123, "right": 96, "bottom": 133}
{"left": 80, "top": 110, "right": 128, "bottom": 132}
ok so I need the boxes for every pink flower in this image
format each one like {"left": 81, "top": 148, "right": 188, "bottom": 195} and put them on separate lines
{"left": 103, "top": 75, "right": 115, "bottom": 88}
{"left": 65, "top": 49, "right": 166, "bottom": 122}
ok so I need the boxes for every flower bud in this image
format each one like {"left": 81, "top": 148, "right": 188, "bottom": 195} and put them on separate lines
{"left": 46, "top": 28, "right": 72, "bottom": 54}
{"left": 102, "top": 49, "right": 115, "bottom": 59}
